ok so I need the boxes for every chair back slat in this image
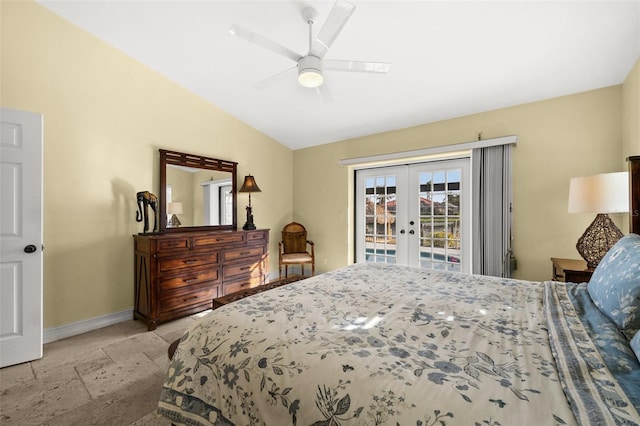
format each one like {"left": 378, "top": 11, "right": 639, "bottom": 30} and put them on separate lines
{"left": 282, "top": 222, "right": 308, "bottom": 254}
{"left": 283, "top": 231, "right": 307, "bottom": 254}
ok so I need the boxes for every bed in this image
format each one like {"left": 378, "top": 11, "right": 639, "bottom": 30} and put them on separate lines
{"left": 157, "top": 233, "right": 640, "bottom": 425}
{"left": 158, "top": 157, "right": 640, "bottom": 425}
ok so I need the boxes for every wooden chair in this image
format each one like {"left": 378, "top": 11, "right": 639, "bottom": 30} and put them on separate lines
{"left": 279, "top": 222, "right": 315, "bottom": 279}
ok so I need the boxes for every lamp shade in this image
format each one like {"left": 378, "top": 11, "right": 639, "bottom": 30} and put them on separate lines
{"left": 568, "top": 172, "right": 629, "bottom": 214}
{"left": 168, "top": 202, "right": 183, "bottom": 215}
{"left": 239, "top": 175, "right": 261, "bottom": 193}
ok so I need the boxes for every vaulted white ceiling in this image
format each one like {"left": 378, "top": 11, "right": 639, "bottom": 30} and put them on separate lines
{"left": 37, "top": 1, "right": 640, "bottom": 150}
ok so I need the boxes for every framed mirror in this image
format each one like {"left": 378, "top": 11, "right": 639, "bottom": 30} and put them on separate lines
{"left": 159, "top": 149, "right": 237, "bottom": 232}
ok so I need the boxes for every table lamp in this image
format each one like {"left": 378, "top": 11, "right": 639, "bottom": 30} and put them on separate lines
{"left": 568, "top": 172, "right": 629, "bottom": 268}
{"left": 239, "top": 175, "right": 261, "bottom": 230}
{"left": 167, "top": 202, "right": 183, "bottom": 227}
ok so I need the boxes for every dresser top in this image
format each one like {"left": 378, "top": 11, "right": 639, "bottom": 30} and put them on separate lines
{"left": 135, "top": 228, "right": 269, "bottom": 238}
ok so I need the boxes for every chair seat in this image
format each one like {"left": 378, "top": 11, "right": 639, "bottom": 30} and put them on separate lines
{"left": 281, "top": 252, "right": 312, "bottom": 263}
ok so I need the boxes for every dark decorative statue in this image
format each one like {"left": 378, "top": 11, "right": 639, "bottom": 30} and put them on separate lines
{"left": 136, "top": 191, "right": 158, "bottom": 233}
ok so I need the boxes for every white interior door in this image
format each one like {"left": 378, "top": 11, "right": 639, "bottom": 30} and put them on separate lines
{"left": 356, "top": 158, "right": 470, "bottom": 272}
{"left": 0, "top": 108, "right": 43, "bottom": 368}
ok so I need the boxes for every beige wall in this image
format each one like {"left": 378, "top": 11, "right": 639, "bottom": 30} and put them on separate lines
{"left": 622, "top": 58, "right": 640, "bottom": 233}
{"left": 622, "top": 59, "right": 640, "bottom": 164}
{"left": 293, "top": 85, "right": 632, "bottom": 282}
{"left": 1, "top": 1, "right": 293, "bottom": 328}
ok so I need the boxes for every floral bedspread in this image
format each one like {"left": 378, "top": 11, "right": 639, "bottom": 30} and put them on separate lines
{"left": 159, "top": 263, "right": 601, "bottom": 425}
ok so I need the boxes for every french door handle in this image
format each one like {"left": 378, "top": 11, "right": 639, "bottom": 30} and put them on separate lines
{"left": 409, "top": 230, "right": 415, "bottom": 235}
{"left": 400, "top": 229, "right": 405, "bottom": 234}
{"left": 24, "top": 244, "right": 37, "bottom": 253}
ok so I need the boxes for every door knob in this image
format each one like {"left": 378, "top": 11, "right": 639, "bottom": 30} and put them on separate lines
{"left": 400, "top": 229, "right": 405, "bottom": 234}
{"left": 409, "top": 220, "right": 415, "bottom": 225}
{"left": 409, "top": 230, "right": 415, "bottom": 235}
{"left": 24, "top": 244, "right": 37, "bottom": 254}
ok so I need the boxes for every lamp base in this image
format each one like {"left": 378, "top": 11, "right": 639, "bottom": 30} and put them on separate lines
{"left": 242, "top": 205, "right": 256, "bottom": 231}
{"left": 576, "top": 213, "right": 624, "bottom": 269}
{"left": 168, "top": 214, "right": 181, "bottom": 227}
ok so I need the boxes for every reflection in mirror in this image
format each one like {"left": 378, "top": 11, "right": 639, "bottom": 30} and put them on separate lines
{"left": 165, "top": 166, "right": 233, "bottom": 227}
{"left": 201, "top": 175, "right": 233, "bottom": 226}
{"left": 160, "top": 150, "right": 237, "bottom": 232}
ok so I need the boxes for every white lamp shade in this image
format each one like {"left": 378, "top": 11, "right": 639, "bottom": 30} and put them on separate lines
{"left": 168, "top": 202, "right": 183, "bottom": 215}
{"left": 568, "top": 172, "right": 629, "bottom": 214}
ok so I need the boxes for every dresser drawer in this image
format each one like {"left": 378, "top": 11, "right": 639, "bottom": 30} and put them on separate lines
{"left": 157, "top": 237, "right": 191, "bottom": 253}
{"left": 158, "top": 283, "right": 219, "bottom": 313}
{"left": 247, "top": 230, "right": 267, "bottom": 243}
{"left": 159, "top": 252, "right": 219, "bottom": 273}
{"left": 223, "top": 258, "right": 266, "bottom": 280}
{"left": 193, "top": 232, "right": 245, "bottom": 248}
{"left": 158, "top": 267, "right": 220, "bottom": 292}
{"left": 223, "top": 245, "right": 265, "bottom": 263}
{"left": 223, "top": 276, "right": 264, "bottom": 295}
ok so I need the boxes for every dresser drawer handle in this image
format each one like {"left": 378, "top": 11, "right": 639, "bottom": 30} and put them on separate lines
{"left": 240, "top": 266, "right": 250, "bottom": 271}
{"left": 183, "top": 277, "right": 199, "bottom": 283}
{"left": 183, "top": 259, "right": 198, "bottom": 265}
{"left": 239, "top": 251, "right": 250, "bottom": 256}
{"left": 182, "top": 295, "right": 199, "bottom": 302}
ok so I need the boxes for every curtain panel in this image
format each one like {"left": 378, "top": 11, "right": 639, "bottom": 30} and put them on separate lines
{"left": 472, "top": 144, "right": 514, "bottom": 277}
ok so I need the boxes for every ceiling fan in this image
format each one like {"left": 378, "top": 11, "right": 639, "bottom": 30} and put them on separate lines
{"left": 229, "top": 0, "right": 390, "bottom": 97}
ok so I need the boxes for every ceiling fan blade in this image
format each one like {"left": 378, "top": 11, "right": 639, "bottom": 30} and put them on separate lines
{"left": 324, "top": 59, "right": 391, "bottom": 73}
{"left": 229, "top": 23, "right": 301, "bottom": 63}
{"left": 316, "top": 84, "right": 333, "bottom": 102}
{"left": 310, "top": 0, "right": 356, "bottom": 58}
{"left": 253, "top": 66, "right": 297, "bottom": 90}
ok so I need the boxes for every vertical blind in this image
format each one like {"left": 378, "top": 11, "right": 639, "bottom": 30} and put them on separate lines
{"left": 472, "top": 144, "right": 514, "bottom": 277}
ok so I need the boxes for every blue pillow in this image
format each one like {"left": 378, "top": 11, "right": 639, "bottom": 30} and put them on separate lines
{"left": 587, "top": 233, "right": 640, "bottom": 338}
{"left": 632, "top": 330, "right": 640, "bottom": 362}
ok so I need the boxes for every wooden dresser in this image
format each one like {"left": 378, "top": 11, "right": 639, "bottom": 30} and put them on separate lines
{"left": 134, "top": 229, "right": 269, "bottom": 330}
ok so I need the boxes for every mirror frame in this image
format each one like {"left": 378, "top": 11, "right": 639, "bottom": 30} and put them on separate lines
{"left": 159, "top": 149, "right": 237, "bottom": 232}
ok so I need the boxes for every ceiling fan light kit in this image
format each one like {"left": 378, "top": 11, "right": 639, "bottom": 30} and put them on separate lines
{"left": 229, "top": 0, "right": 389, "bottom": 94}
{"left": 297, "top": 55, "right": 324, "bottom": 88}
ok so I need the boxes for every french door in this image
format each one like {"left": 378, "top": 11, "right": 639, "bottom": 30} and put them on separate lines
{"left": 355, "top": 158, "right": 471, "bottom": 273}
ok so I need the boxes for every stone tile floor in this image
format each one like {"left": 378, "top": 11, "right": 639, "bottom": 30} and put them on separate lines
{"left": 0, "top": 313, "right": 205, "bottom": 425}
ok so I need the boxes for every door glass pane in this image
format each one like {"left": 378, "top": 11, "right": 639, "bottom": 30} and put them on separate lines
{"left": 364, "top": 174, "right": 397, "bottom": 264}
{"left": 418, "top": 168, "right": 462, "bottom": 272}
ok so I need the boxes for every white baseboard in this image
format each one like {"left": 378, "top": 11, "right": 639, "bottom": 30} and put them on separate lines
{"left": 43, "top": 309, "right": 133, "bottom": 344}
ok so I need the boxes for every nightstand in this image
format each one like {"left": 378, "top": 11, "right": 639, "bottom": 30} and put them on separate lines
{"left": 550, "top": 257, "right": 594, "bottom": 283}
